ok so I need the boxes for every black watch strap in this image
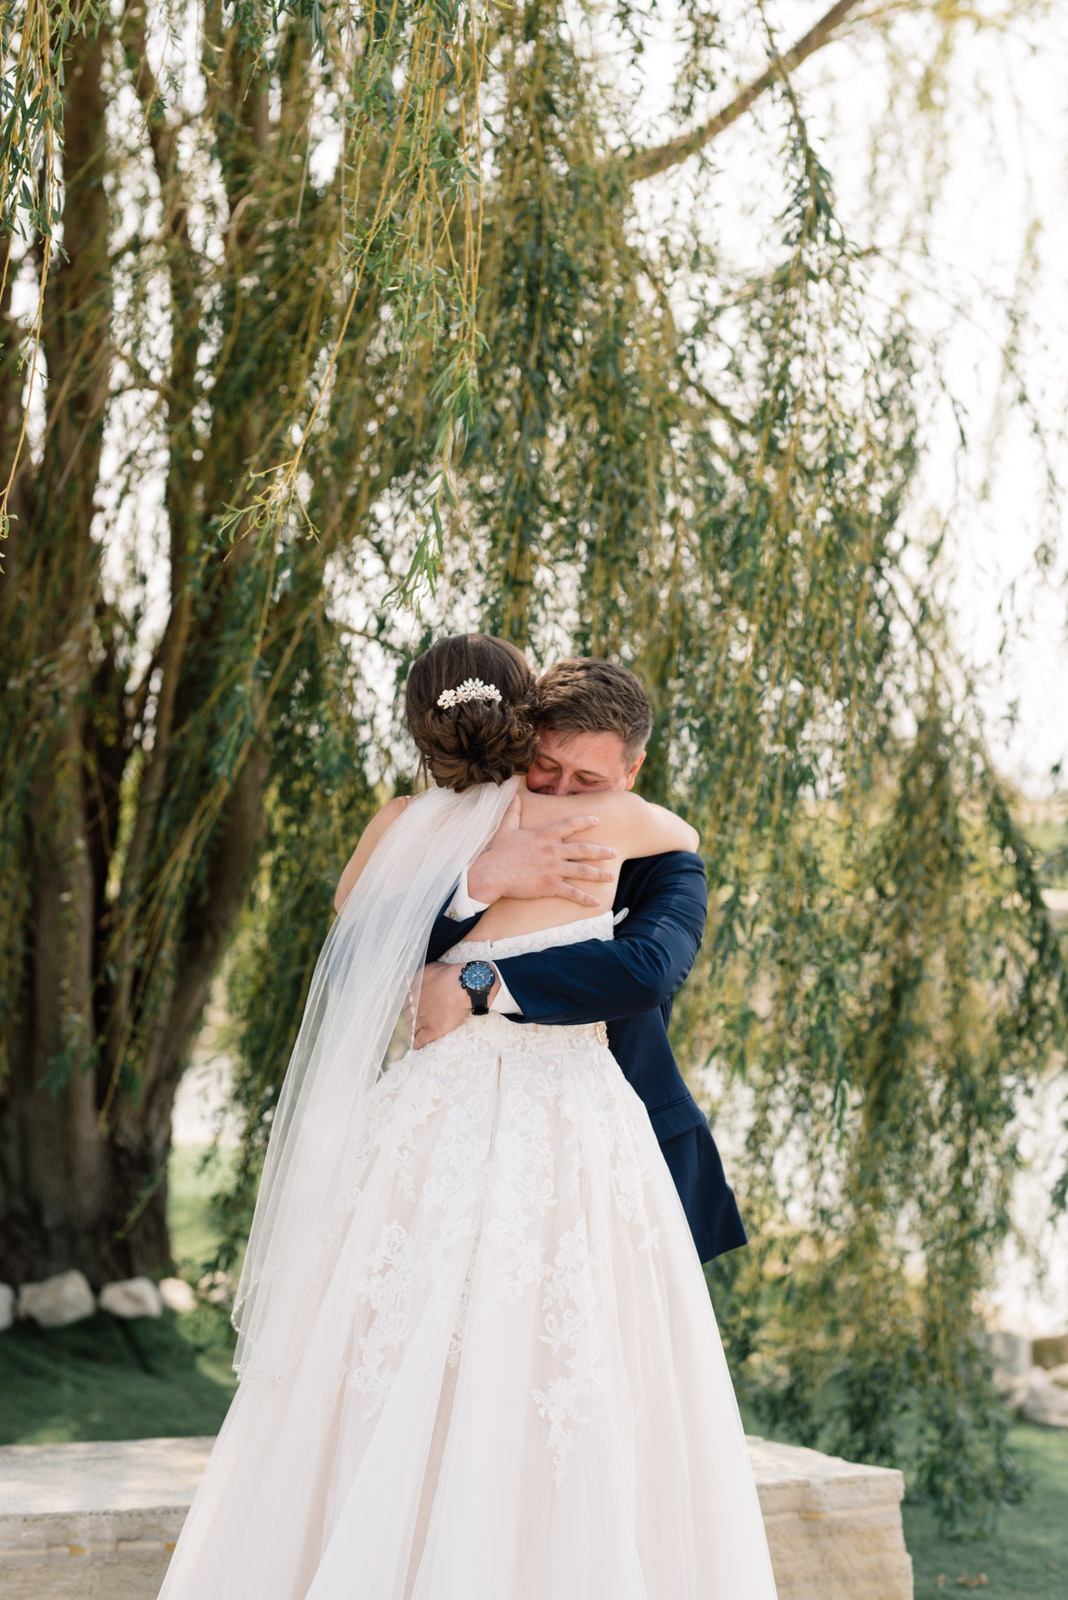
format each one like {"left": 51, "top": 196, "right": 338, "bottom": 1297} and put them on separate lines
{"left": 459, "top": 960, "right": 495, "bottom": 1016}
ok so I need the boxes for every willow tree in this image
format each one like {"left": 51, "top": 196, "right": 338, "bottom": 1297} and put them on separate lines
{"left": 2, "top": 0, "right": 1064, "bottom": 1528}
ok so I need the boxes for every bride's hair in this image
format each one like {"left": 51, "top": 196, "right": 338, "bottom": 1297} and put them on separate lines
{"left": 405, "top": 633, "right": 539, "bottom": 791}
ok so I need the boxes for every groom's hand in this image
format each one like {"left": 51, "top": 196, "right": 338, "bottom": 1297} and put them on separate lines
{"left": 467, "top": 795, "right": 615, "bottom": 907}
{"left": 410, "top": 962, "right": 501, "bottom": 1049}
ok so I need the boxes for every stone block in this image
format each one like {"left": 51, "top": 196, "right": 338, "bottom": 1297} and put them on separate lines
{"left": 17, "top": 1271, "right": 95, "bottom": 1329}
{"left": 749, "top": 1435, "right": 913, "bottom": 1600}
{"left": 0, "top": 1437, "right": 207, "bottom": 1600}
{"left": 99, "top": 1278, "right": 164, "bottom": 1320}
{"left": 0, "top": 1284, "right": 14, "bottom": 1332}
{"left": 0, "top": 1434, "right": 914, "bottom": 1600}
{"left": 1032, "top": 1331, "right": 1068, "bottom": 1369}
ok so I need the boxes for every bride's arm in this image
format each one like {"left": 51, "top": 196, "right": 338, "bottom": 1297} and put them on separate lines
{"left": 619, "top": 793, "right": 700, "bottom": 858}
{"left": 333, "top": 795, "right": 412, "bottom": 913}
{"left": 531, "top": 789, "right": 698, "bottom": 859}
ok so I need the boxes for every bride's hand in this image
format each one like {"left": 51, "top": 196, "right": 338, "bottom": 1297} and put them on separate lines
{"left": 467, "top": 794, "right": 615, "bottom": 907}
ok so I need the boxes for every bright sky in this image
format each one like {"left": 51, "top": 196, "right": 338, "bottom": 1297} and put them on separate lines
{"left": 621, "top": 0, "right": 1068, "bottom": 797}
{"left": 811, "top": 5, "right": 1068, "bottom": 797}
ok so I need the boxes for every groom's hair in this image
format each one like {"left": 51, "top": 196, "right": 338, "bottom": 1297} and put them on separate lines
{"left": 537, "top": 659, "right": 653, "bottom": 762}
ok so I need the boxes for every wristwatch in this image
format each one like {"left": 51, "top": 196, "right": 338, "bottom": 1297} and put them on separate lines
{"left": 459, "top": 960, "right": 496, "bottom": 1015}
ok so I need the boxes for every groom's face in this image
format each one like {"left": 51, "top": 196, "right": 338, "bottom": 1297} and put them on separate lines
{"left": 526, "top": 727, "right": 645, "bottom": 795}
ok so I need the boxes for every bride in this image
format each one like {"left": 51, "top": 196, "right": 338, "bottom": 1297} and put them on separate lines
{"left": 159, "top": 633, "right": 778, "bottom": 1600}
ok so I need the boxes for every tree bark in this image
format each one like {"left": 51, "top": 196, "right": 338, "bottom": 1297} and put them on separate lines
{"left": 0, "top": 23, "right": 119, "bottom": 1285}
{"left": 0, "top": 18, "right": 278, "bottom": 1287}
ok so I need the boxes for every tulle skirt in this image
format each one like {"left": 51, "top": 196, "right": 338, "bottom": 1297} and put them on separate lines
{"left": 159, "top": 1011, "right": 777, "bottom": 1599}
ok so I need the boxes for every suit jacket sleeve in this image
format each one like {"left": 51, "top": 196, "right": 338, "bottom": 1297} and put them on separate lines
{"left": 493, "top": 852, "right": 708, "bottom": 1026}
{"left": 425, "top": 895, "right": 481, "bottom": 965}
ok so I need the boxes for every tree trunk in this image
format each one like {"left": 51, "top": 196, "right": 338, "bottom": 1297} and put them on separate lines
{"left": 0, "top": 725, "right": 270, "bottom": 1285}
{"left": 0, "top": 19, "right": 278, "bottom": 1288}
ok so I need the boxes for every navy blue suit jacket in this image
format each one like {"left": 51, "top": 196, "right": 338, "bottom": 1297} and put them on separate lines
{"left": 426, "top": 852, "right": 747, "bottom": 1264}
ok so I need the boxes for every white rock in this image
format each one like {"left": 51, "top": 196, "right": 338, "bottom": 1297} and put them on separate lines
{"left": 159, "top": 1276, "right": 197, "bottom": 1314}
{"left": 196, "top": 1270, "right": 234, "bottom": 1309}
{"left": 98, "top": 1276, "right": 164, "bottom": 1319}
{"left": 996, "top": 1373, "right": 1033, "bottom": 1414}
{"left": 0, "top": 1284, "right": 14, "bottom": 1332}
{"left": 1047, "top": 1362, "right": 1068, "bottom": 1389}
{"left": 18, "top": 1270, "right": 95, "bottom": 1328}
{"left": 1019, "top": 1365, "right": 1068, "bottom": 1427}
{"left": 994, "top": 1369, "right": 1030, "bottom": 1411}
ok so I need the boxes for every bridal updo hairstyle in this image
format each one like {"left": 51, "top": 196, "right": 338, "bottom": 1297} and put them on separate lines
{"left": 405, "top": 634, "right": 539, "bottom": 792}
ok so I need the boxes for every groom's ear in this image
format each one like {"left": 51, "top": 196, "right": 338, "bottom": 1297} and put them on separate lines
{"left": 623, "top": 751, "right": 646, "bottom": 791}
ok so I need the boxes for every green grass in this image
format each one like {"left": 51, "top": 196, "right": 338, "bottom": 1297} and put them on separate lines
{"left": 167, "top": 1143, "right": 239, "bottom": 1279}
{"left": 903, "top": 1425, "right": 1068, "bottom": 1600}
{"left": 0, "top": 1300, "right": 237, "bottom": 1444}
{"left": 0, "top": 1143, "right": 237, "bottom": 1445}
{"left": 3, "top": 1148, "right": 1068, "bottom": 1600}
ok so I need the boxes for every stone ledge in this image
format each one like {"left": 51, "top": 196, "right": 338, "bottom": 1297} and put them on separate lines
{"left": 748, "top": 1436, "right": 913, "bottom": 1600}
{"left": 0, "top": 1433, "right": 913, "bottom": 1599}
{"left": 0, "top": 1439, "right": 206, "bottom": 1600}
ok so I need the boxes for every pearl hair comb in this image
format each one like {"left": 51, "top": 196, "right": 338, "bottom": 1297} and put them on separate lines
{"left": 436, "top": 678, "right": 503, "bottom": 710}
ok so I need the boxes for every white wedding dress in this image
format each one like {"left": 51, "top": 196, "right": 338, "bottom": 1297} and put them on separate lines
{"left": 160, "top": 913, "right": 778, "bottom": 1599}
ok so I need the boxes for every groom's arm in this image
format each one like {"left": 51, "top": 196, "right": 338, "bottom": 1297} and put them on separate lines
{"left": 425, "top": 800, "right": 617, "bottom": 966}
{"left": 413, "top": 854, "right": 705, "bottom": 1048}
{"left": 494, "top": 852, "right": 707, "bottom": 1026}
{"left": 426, "top": 900, "right": 482, "bottom": 965}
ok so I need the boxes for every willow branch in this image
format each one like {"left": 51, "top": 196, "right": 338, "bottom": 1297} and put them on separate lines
{"left": 108, "top": 0, "right": 205, "bottom": 1074}
{"left": 623, "top": 0, "right": 865, "bottom": 183}
{"left": 121, "top": 0, "right": 190, "bottom": 245}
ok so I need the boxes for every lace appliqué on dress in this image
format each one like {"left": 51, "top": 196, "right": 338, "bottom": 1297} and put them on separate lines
{"left": 531, "top": 1220, "right": 609, "bottom": 1485}
{"left": 345, "top": 1076, "right": 494, "bottom": 1417}
{"left": 347, "top": 1223, "right": 418, "bottom": 1416}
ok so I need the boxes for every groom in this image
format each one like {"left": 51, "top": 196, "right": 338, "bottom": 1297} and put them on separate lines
{"left": 414, "top": 657, "right": 747, "bottom": 1265}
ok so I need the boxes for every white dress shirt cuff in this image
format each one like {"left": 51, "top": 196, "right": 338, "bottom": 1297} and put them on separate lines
{"left": 447, "top": 869, "right": 490, "bottom": 922}
{"left": 490, "top": 970, "right": 521, "bottom": 1015}
{"left": 447, "top": 873, "right": 522, "bottom": 1014}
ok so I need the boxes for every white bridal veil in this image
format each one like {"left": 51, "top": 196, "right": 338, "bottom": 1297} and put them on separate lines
{"left": 232, "top": 776, "right": 520, "bottom": 1384}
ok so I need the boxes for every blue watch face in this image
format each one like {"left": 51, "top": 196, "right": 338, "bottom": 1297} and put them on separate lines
{"left": 460, "top": 960, "right": 495, "bottom": 994}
